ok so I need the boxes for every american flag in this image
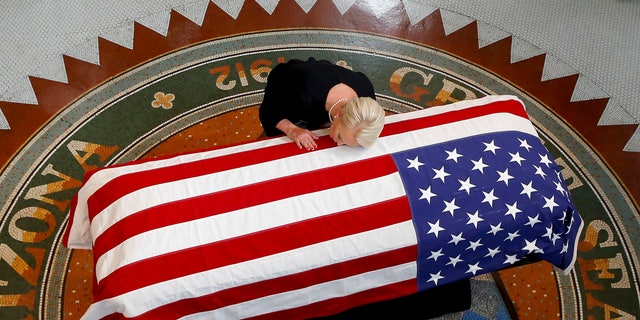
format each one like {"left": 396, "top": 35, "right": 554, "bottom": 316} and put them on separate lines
{"left": 64, "top": 95, "right": 582, "bottom": 319}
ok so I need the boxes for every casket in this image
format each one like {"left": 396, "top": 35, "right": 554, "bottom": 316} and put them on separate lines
{"left": 64, "top": 95, "right": 583, "bottom": 319}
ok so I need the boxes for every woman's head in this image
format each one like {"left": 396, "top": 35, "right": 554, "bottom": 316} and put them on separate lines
{"left": 329, "top": 97, "right": 385, "bottom": 147}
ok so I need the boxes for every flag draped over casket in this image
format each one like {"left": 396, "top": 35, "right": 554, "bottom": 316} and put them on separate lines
{"left": 64, "top": 95, "right": 583, "bottom": 320}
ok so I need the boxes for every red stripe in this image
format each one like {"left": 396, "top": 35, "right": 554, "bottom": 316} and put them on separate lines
{"left": 252, "top": 279, "right": 418, "bottom": 320}
{"left": 129, "top": 246, "right": 418, "bottom": 319}
{"left": 61, "top": 195, "right": 79, "bottom": 246}
{"left": 95, "top": 196, "right": 413, "bottom": 300}
{"left": 381, "top": 99, "right": 529, "bottom": 136}
{"left": 91, "top": 155, "right": 399, "bottom": 261}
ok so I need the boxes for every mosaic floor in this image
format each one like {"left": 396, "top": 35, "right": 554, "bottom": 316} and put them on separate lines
{"left": 0, "top": 1, "right": 639, "bottom": 319}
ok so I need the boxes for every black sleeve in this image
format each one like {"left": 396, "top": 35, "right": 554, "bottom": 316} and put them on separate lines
{"left": 259, "top": 63, "right": 305, "bottom": 136}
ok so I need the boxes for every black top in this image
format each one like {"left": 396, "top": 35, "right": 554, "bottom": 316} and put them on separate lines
{"left": 259, "top": 58, "right": 376, "bottom": 136}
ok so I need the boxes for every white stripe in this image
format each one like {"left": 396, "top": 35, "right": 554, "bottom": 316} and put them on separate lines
{"left": 82, "top": 221, "right": 418, "bottom": 319}
{"left": 184, "top": 262, "right": 418, "bottom": 320}
{"left": 371, "top": 114, "right": 538, "bottom": 172}
{"left": 95, "top": 172, "right": 406, "bottom": 281}
{"left": 382, "top": 94, "right": 523, "bottom": 125}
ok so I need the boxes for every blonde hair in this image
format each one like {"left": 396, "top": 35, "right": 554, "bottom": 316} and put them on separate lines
{"left": 341, "top": 97, "right": 385, "bottom": 147}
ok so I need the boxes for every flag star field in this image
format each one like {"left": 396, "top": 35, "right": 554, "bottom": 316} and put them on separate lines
{"left": 391, "top": 131, "right": 582, "bottom": 290}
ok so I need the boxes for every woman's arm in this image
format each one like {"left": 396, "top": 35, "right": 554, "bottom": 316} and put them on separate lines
{"left": 276, "top": 119, "right": 319, "bottom": 150}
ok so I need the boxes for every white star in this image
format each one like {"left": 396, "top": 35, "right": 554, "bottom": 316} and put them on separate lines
{"left": 518, "top": 138, "right": 533, "bottom": 151}
{"left": 419, "top": 186, "right": 437, "bottom": 203}
{"left": 557, "top": 209, "right": 568, "bottom": 222}
{"left": 554, "top": 181, "right": 568, "bottom": 197}
{"left": 482, "top": 189, "right": 499, "bottom": 207}
{"left": 551, "top": 233, "right": 562, "bottom": 246}
{"left": 466, "top": 262, "right": 483, "bottom": 275}
{"left": 485, "top": 246, "right": 501, "bottom": 258}
{"left": 448, "top": 232, "right": 465, "bottom": 245}
{"left": 466, "top": 210, "right": 484, "bottom": 228}
{"left": 561, "top": 242, "right": 569, "bottom": 254}
{"left": 539, "top": 153, "right": 553, "bottom": 167}
{"left": 520, "top": 181, "right": 537, "bottom": 199}
{"left": 522, "top": 239, "right": 543, "bottom": 254}
{"left": 407, "top": 156, "right": 425, "bottom": 172}
{"left": 442, "top": 198, "right": 460, "bottom": 216}
{"left": 504, "top": 254, "right": 520, "bottom": 265}
{"left": 427, "top": 271, "right": 445, "bottom": 285}
{"left": 505, "top": 201, "right": 522, "bottom": 219}
{"left": 543, "top": 195, "right": 559, "bottom": 213}
{"left": 533, "top": 165, "right": 547, "bottom": 179}
{"left": 483, "top": 140, "right": 501, "bottom": 154}
{"left": 543, "top": 225, "right": 554, "bottom": 239}
{"left": 487, "top": 222, "right": 504, "bottom": 235}
{"left": 428, "top": 249, "right": 444, "bottom": 261}
{"left": 445, "top": 148, "right": 463, "bottom": 163}
{"left": 497, "top": 168, "right": 514, "bottom": 186}
{"left": 466, "top": 239, "right": 484, "bottom": 251}
{"left": 525, "top": 214, "right": 542, "bottom": 228}
{"left": 567, "top": 216, "right": 574, "bottom": 233}
{"left": 458, "top": 177, "right": 475, "bottom": 195}
{"left": 432, "top": 165, "right": 450, "bottom": 183}
{"left": 471, "top": 157, "right": 489, "bottom": 173}
{"left": 509, "top": 151, "right": 526, "bottom": 166}
{"left": 505, "top": 230, "right": 520, "bottom": 241}
{"left": 427, "top": 220, "right": 445, "bottom": 238}
{"left": 447, "top": 254, "right": 464, "bottom": 267}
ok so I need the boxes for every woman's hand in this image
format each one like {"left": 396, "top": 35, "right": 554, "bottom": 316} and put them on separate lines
{"left": 289, "top": 127, "right": 319, "bottom": 150}
{"left": 276, "top": 119, "right": 319, "bottom": 150}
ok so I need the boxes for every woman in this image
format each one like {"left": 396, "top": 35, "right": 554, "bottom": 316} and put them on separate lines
{"left": 259, "top": 58, "right": 385, "bottom": 150}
